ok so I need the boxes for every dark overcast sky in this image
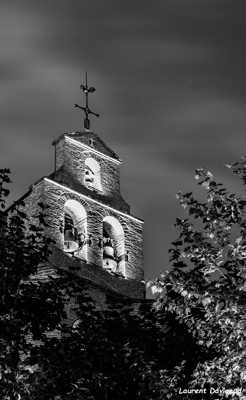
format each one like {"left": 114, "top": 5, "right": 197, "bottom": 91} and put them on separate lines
{"left": 1, "top": 0, "right": 246, "bottom": 282}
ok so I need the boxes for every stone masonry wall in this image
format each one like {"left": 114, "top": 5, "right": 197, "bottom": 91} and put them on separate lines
{"left": 55, "top": 138, "right": 64, "bottom": 171}
{"left": 49, "top": 247, "right": 145, "bottom": 299}
{"left": 16, "top": 178, "right": 144, "bottom": 299}
{"left": 55, "top": 136, "right": 121, "bottom": 198}
{"left": 20, "top": 181, "right": 45, "bottom": 225}
{"left": 43, "top": 178, "right": 144, "bottom": 283}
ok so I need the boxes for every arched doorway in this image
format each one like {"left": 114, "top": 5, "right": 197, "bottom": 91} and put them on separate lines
{"left": 102, "top": 216, "right": 125, "bottom": 275}
{"left": 84, "top": 157, "right": 102, "bottom": 191}
{"left": 63, "top": 199, "right": 87, "bottom": 261}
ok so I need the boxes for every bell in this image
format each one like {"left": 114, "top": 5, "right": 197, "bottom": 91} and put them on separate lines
{"left": 64, "top": 229, "right": 75, "bottom": 242}
{"left": 64, "top": 240, "right": 79, "bottom": 253}
{"left": 103, "top": 258, "right": 118, "bottom": 271}
{"left": 64, "top": 229, "right": 79, "bottom": 253}
{"left": 103, "top": 244, "right": 114, "bottom": 257}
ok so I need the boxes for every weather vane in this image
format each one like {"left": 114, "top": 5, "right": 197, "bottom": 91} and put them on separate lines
{"left": 74, "top": 72, "right": 99, "bottom": 130}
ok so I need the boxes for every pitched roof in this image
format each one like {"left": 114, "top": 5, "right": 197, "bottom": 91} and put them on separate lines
{"left": 53, "top": 131, "right": 120, "bottom": 161}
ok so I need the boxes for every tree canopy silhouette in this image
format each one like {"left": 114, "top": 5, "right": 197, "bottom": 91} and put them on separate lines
{"left": 151, "top": 161, "right": 246, "bottom": 399}
{"left": 0, "top": 168, "right": 193, "bottom": 400}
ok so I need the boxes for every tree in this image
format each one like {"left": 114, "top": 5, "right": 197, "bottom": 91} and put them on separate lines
{"left": 0, "top": 166, "right": 202, "bottom": 400}
{"left": 0, "top": 169, "right": 69, "bottom": 399}
{"left": 1, "top": 169, "right": 195, "bottom": 400}
{"left": 28, "top": 296, "right": 197, "bottom": 400}
{"left": 151, "top": 161, "right": 246, "bottom": 399}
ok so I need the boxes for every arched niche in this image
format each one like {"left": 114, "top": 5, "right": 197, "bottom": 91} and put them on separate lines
{"left": 102, "top": 216, "right": 126, "bottom": 276}
{"left": 63, "top": 199, "right": 87, "bottom": 261}
{"left": 84, "top": 157, "right": 102, "bottom": 191}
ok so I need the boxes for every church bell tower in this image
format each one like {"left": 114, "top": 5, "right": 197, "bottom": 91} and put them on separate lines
{"left": 34, "top": 76, "right": 145, "bottom": 299}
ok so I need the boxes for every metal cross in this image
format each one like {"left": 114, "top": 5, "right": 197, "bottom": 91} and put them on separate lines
{"left": 74, "top": 72, "right": 99, "bottom": 130}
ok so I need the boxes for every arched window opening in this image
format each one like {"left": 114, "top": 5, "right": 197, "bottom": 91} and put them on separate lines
{"left": 64, "top": 213, "right": 79, "bottom": 251}
{"left": 63, "top": 200, "right": 88, "bottom": 261}
{"left": 84, "top": 158, "right": 102, "bottom": 192}
{"left": 102, "top": 216, "right": 126, "bottom": 276}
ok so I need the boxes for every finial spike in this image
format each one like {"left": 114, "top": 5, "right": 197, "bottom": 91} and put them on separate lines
{"left": 74, "top": 72, "right": 99, "bottom": 130}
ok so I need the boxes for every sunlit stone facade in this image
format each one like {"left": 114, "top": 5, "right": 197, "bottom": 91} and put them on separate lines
{"left": 17, "top": 131, "right": 145, "bottom": 300}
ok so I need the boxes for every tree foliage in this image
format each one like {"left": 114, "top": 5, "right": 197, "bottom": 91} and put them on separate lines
{"left": 151, "top": 161, "right": 246, "bottom": 399}
{"left": 6, "top": 159, "right": 244, "bottom": 399}
{"left": 0, "top": 169, "right": 194, "bottom": 400}
{"left": 29, "top": 298, "right": 196, "bottom": 400}
{"left": 0, "top": 169, "right": 69, "bottom": 399}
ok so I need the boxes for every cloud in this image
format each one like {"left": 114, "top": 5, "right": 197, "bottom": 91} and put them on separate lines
{"left": 1, "top": 0, "right": 246, "bottom": 281}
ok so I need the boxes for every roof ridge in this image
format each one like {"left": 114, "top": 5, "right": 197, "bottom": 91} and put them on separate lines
{"left": 65, "top": 131, "right": 120, "bottom": 161}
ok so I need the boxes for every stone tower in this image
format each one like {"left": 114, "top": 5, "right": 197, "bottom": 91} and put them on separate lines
{"left": 18, "top": 129, "right": 144, "bottom": 300}
{"left": 8, "top": 79, "right": 145, "bottom": 300}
